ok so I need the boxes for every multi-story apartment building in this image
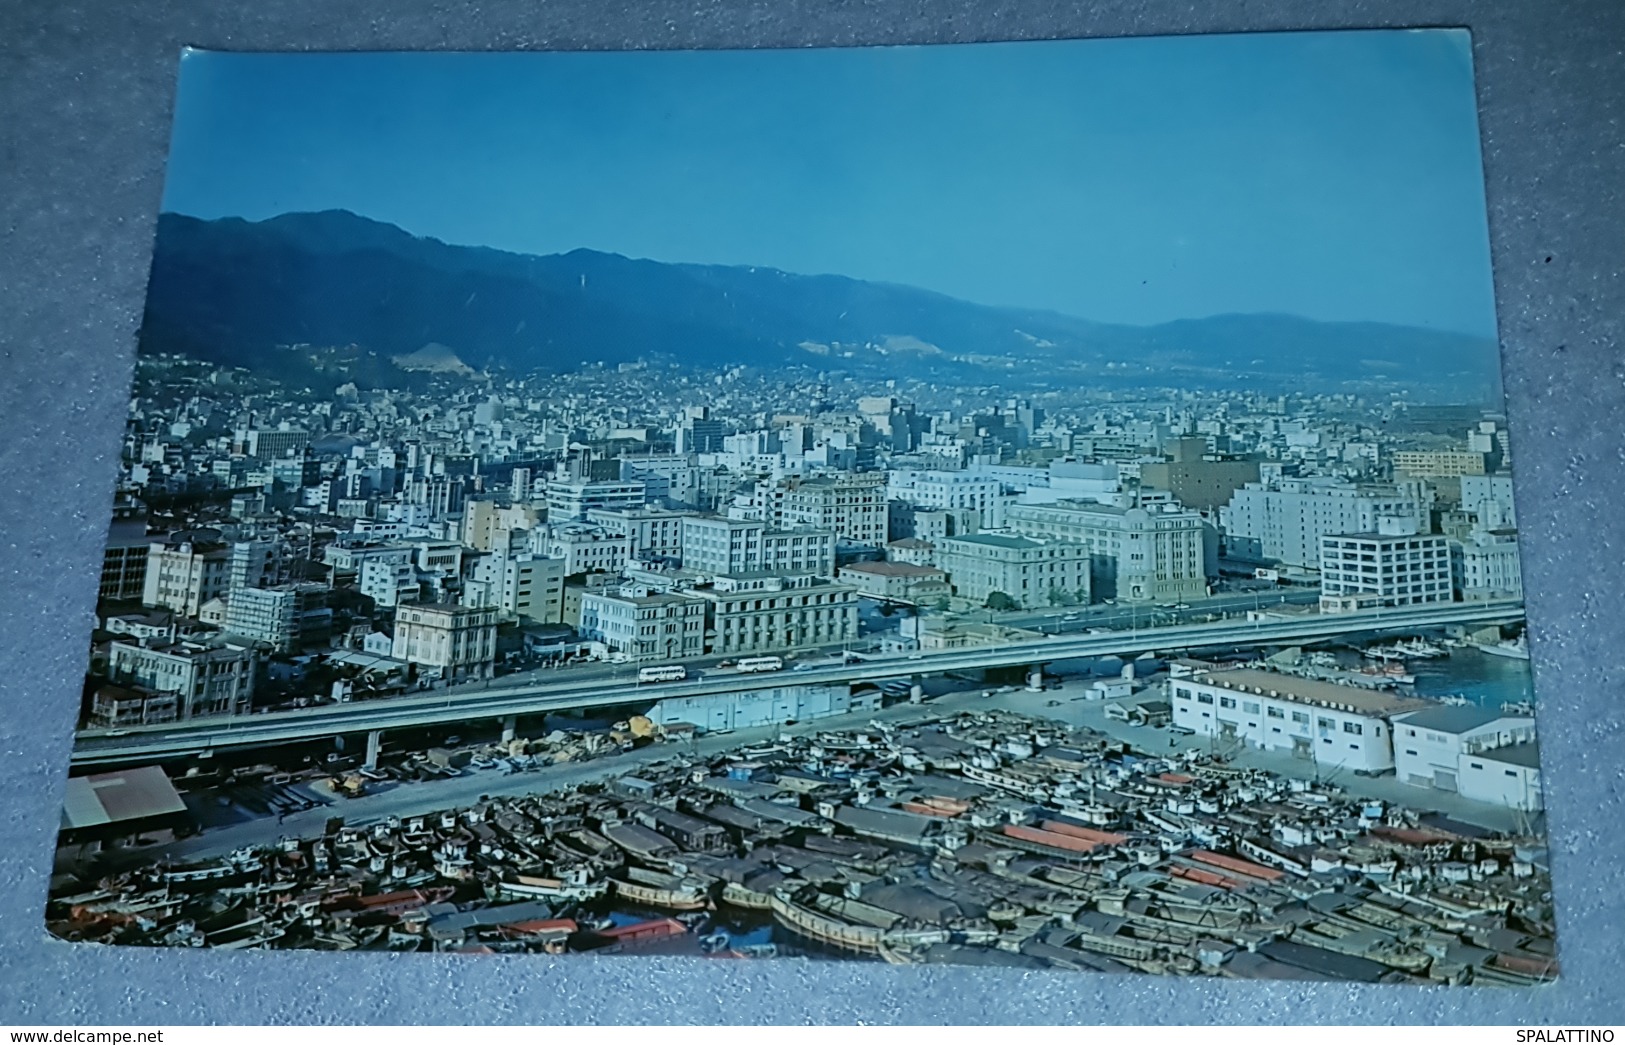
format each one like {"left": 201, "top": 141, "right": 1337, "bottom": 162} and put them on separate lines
{"left": 932, "top": 533, "right": 1091, "bottom": 609}
{"left": 578, "top": 588, "right": 706, "bottom": 663}
{"left": 465, "top": 552, "right": 565, "bottom": 624}
{"left": 679, "top": 516, "right": 836, "bottom": 578}
{"left": 463, "top": 499, "right": 543, "bottom": 553}
{"left": 223, "top": 582, "right": 332, "bottom": 653}
{"left": 1318, "top": 521, "right": 1453, "bottom": 611}
{"left": 106, "top": 637, "right": 258, "bottom": 719}
{"left": 1391, "top": 449, "right": 1486, "bottom": 478}
{"left": 691, "top": 573, "right": 859, "bottom": 656}
{"left": 541, "top": 523, "right": 635, "bottom": 576}
{"left": 886, "top": 470, "right": 1009, "bottom": 529}
{"left": 359, "top": 556, "right": 420, "bottom": 608}
{"left": 1220, "top": 478, "right": 1429, "bottom": 570}
{"left": 757, "top": 473, "right": 888, "bottom": 546}
{"left": 544, "top": 479, "right": 647, "bottom": 522}
{"left": 1004, "top": 501, "right": 1207, "bottom": 603}
{"left": 585, "top": 506, "right": 693, "bottom": 560}
{"left": 142, "top": 537, "right": 231, "bottom": 618}
{"left": 391, "top": 603, "right": 498, "bottom": 682}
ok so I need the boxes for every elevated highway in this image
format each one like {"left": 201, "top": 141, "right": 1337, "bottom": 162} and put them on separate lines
{"left": 70, "top": 600, "right": 1523, "bottom": 768}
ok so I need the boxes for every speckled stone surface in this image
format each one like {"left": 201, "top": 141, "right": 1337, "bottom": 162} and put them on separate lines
{"left": 2, "top": 0, "right": 1622, "bottom": 1025}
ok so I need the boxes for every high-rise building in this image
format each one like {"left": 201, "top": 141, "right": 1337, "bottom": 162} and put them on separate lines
{"left": 1318, "top": 519, "right": 1453, "bottom": 611}
{"left": 223, "top": 583, "right": 331, "bottom": 653}
{"left": 466, "top": 553, "right": 566, "bottom": 624}
{"left": 675, "top": 406, "right": 726, "bottom": 454}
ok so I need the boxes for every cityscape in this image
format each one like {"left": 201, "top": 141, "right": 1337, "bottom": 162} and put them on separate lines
{"left": 48, "top": 36, "right": 1554, "bottom": 986}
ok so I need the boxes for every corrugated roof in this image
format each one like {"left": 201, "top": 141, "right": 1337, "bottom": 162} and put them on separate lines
{"left": 61, "top": 766, "right": 187, "bottom": 829}
{"left": 1476, "top": 740, "right": 1541, "bottom": 769}
{"left": 1392, "top": 704, "right": 1530, "bottom": 734}
{"left": 1191, "top": 667, "right": 1433, "bottom": 717}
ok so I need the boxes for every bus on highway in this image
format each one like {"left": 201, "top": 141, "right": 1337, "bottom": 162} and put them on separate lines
{"left": 734, "top": 656, "right": 784, "bottom": 674}
{"left": 637, "top": 665, "right": 688, "bottom": 684}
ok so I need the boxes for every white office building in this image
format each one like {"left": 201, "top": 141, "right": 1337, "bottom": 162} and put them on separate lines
{"left": 579, "top": 588, "right": 706, "bottom": 662}
{"left": 1450, "top": 528, "right": 1523, "bottom": 601}
{"left": 679, "top": 516, "right": 836, "bottom": 578}
{"left": 1005, "top": 501, "right": 1208, "bottom": 603}
{"left": 933, "top": 533, "right": 1091, "bottom": 609}
{"left": 1318, "top": 520, "right": 1453, "bottom": 611}
{"left": 886, "top": 470, "right": 1010, "bottom": 529}
{"left": 544, "top": 479, "right": 647, "bottom": 522}
{"left": 1221, "top": 478, "right": 1429, "bottom": 569}
{"left": 540, "top": 523, "right": 635, "bottom": 576}
{"left": 391, "top": 603, "right": 497, "bottom": 683}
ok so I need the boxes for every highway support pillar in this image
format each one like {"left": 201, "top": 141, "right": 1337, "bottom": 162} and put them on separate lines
{"left": 909, "top": 682, "right": 925, "bottom": 704}
{"left": 364, "top": 730, "right": 383, "bottom": 771}
{"left": 1027, "top": 668, "right": 1045, "bottom": 693}
{"left": 501, "top": 715, "right": 518, "bottom": 745}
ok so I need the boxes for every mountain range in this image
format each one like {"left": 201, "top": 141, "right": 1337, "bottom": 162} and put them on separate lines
{"left": 136, "top": 209, "right": 1502, "bottom": 397}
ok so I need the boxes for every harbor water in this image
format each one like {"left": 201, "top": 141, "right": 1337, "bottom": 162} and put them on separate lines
{"left": 1312, "top": 644, "right": 1537, "bottom": 709}
{"left": 1407, "top": 646, "right": 1536, "bottom": 709}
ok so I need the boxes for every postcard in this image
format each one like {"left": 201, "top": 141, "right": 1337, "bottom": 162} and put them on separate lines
{"left": 49, "top": 32, "right": 1555, "bottom": 986}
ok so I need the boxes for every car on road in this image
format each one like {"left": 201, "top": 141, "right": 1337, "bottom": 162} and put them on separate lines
{"left": 1045, "top": 700, "right": 1063, "bottom": 707}
{"left": 1169, "top": 725, "right": 1196, "bottom": 736}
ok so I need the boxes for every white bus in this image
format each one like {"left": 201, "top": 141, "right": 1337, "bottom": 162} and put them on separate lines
{"left": 637, "top": 665, "right": 688, "bottom": 684}
{"left": 735, "top": 656, "right": 785, "bottom": 674}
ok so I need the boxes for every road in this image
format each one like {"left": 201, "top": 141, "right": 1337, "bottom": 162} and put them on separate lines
{"left": 72, "top": 599, "right": 1524, "bottom": 766}
{"left": 110, "top": 668, "right": 1530, "bottom": 872}
{"left": 992, "top": 588, "right": 1322, "bottom": 634}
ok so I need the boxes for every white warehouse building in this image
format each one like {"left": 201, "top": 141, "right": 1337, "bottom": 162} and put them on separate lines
{"left": 1390, "top": 704, "right": 1538, "bottom": 795}
{"left": 1168, "top": 667, "right": 1433, "bottom": 775}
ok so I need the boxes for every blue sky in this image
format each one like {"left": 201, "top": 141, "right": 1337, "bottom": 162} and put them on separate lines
{"left": 164, "top": 31, "right": 1499, "bottom": 336}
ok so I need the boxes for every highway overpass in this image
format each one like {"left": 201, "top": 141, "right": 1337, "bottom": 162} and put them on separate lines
{"left": 70, "top": 599, "right": 1524, "bottom": 768}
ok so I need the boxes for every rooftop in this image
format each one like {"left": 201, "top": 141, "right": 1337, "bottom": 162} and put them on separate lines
{"left": 61, "top": 766, "right": 187, "bottom": 830}
{"left": 1476, "top": 741, "right": 1541, "bottom": 769}
{"left": 1392, "top": 704, "right": 1532, "bottom": 734}
{"left": 1191, "top": 666, "right": 1434, "bottom": 717}
{"left": 839, "top": 561, "right": 945, "bottom": 578}
{"left": 937, "top": 533, "right": 1044, "bottom": 551}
